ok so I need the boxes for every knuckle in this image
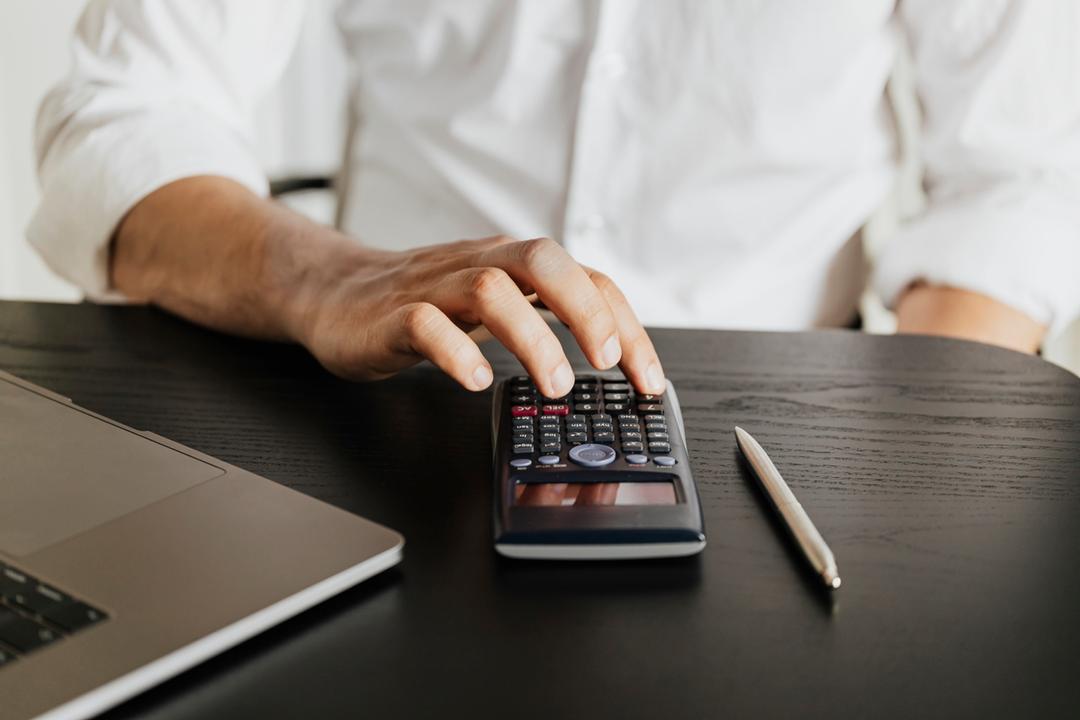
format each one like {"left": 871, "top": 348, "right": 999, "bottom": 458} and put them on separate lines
{"left": 579, "top": 297, "right": 612, "bottom": 330}
{"left": 400, "top": 302, "right": 440, "bottom": 338}
{"left": 522, "top": 328, "right": 557, "bottom": 358}
{"left": 466, "top": 267, "right": 512, "bottom": 302}
{"left": 518, "top": 237, "right": 561, "bottom": 269}
{"left": 590, "top": 270, "right": 616, "bottom": 294}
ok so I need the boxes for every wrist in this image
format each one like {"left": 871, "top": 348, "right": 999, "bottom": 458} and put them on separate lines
{"left": 263, "top": 221, "right": 387, "bottom": 349}
{"left": 895, "top": 284, "right": 1046, "bottom": 354}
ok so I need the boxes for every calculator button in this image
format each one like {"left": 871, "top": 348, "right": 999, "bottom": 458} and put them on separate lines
{"left": 568, "top": 444, "right": 617, "bottom": 468}
{"left": 593, "top": 432, "right": 615, "bottom": 443}
{"left": 512, "top": 444, "right": 535, "bottom": 455}
{"left": 513, "top": 433, "right": 533, "bottom": 444}
{"left": 575, "top": 404, "right": 599, "bottom": 414}
{"left": 542, "top": 404, "right": 569, "bottom": 416}
{"left": 621, "top": 442, "right": 644, "bottom": 452}
{"left": 538, "top": 455, "right": 561, "bottom": 465}
{"left": 647, "top": 432, "right": 670, "bottom": 441}
{"left": 621, "top": 431, "right": 642, "bottom": 441}
{"left": 541, "top": 443, "right": 561, "bottom": 453}
{"left": 566, "top": 431, "right": 588, "bottom": 444}
{"left": 510, "top": 458, "right": 533, "bottom": 468}
{"left": 573, "top": 393, "right": 597, "bottom": 402}
{"left": 638, "top": 404, "right": 664, "bottom": 413}
{"left": 511, "top": 405, "right": 538, "bottom": 417}
{"left": 637, "top": 394, "right": 662, "bottom": 403}
{"left": 602, "top": 382, "right": 630, "bottom": 391}
{"left": 645, "top": 422, "right": 667, "bottom": 432}
{"left": 618, "top": 415, "right": 639, "bottom": 424}
{"left": 648, "top": 442, "right": 672, "bottom": 453}
{"left": 510, "top": 394, "right": 534, "bottom": 404}
{"left": 605, "top": 403, "right": 627, "bottom": 412}
{"left": 565, "top": 423, "right": 587, "bottom": 434}
{"left": 625, "top": 454, "right": 649, "bottom": 465}
{"left": 604, "top": 393, "right": 628, "bottom": 402}
{"left": 654, "top": 456, "right": 677, "bottom": 467}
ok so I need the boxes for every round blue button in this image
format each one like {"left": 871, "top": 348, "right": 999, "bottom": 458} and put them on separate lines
{"left": 538, "top": 455, "right": 561, "bottom": 465}
{"left": 568, "top": 443, "right": 617, "bottom": 468}
{"left": 625, "top": 454, "right": 648, "bottom": 465}
{"left": 510, "top": 458, "right": 532, "bottom": 468}
{"left": 653, "top": 456, "right": 677, "bottom": 467}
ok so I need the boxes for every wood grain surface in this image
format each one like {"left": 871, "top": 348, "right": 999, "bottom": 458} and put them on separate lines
{"left": 1, "top": 301, "right": 1078, "bottom": 719}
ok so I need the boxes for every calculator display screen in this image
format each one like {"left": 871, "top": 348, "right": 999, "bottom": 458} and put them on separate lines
{"left": 514, "top": 482, "right": 676, "bottom": 507}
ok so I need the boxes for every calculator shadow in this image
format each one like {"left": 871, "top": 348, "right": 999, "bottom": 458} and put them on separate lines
{"left": 493, "top": 553, "right": 703, "bottom": 597}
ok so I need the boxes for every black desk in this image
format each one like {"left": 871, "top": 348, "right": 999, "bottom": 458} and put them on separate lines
{"left": 2, "top": 301, "right": 1078, "bottom": 718}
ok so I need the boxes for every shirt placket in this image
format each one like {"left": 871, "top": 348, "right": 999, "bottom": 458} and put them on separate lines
{"left": 561, "top": 0, "right": 635, "bottom": 269}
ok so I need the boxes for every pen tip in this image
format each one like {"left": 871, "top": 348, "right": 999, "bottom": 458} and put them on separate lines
{"left": 824, "top": 571, "right": 841, "bottom": 590}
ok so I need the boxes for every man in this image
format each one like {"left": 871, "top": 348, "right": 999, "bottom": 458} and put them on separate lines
{"left": 30, "top": 1, "right": 1080, "bottom": 397}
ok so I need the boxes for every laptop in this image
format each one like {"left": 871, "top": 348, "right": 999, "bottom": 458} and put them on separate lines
{"left": 0, "top": 370, "right": 404, "bottom": 719}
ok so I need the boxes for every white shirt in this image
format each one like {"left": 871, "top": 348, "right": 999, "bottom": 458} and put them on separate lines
{"left": 29, "top": 0, "right": 1080, "bottom": 334}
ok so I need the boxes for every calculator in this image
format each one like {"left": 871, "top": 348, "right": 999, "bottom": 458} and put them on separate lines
{"left": 492, "top": 373, "right": 706, "bottom": 559}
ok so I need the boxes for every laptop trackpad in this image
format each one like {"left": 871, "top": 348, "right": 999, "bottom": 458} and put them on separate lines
{"left": 0, "top": 378, "right": 225, "bottom": 557}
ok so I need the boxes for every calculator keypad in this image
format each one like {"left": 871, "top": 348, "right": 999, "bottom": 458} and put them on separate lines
{"left": 505, "top": 375, "right": 678, "bottom": 468}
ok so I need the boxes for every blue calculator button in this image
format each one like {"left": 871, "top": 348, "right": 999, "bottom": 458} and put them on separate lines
{"left": 653, "top": 456, "right": 677, "bottom": 467}
{"left": 510, "top": 458, "right": 533, "bottom": 468}
{"left": 538, "top": 455, "right": 561, "bottom": 465}
{"left": 625, "top": 454, "right": 648, "bottom": 465}
{"left": 568, "top": 444, "right": 617, "bottom": 467}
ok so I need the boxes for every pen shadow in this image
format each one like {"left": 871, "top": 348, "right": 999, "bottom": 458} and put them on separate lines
{"left": 734, "top": 449, "right": 839, "bottom": 617}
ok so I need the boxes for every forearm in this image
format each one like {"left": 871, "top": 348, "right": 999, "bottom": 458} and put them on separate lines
{"left": 111, "top": 176, "right": 363, "bottom": 343}
{"left": 109, "top": 175, "right": 665, "bottom": 395}
{"left": 895, "top": 284, "right": 1047, "bottom": 354}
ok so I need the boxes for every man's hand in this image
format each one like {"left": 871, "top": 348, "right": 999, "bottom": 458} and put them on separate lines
{"left": 112, "top": 176, "right": 665, "bottom": 397}
{"left": 895, "top": 284, "right": 1046, "bottom": 354}
{"left": 288, "top": 235, "right": 665, "bottom": 396}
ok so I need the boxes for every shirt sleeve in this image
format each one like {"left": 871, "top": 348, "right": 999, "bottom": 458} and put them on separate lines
{"left": 874, "top": 0, "right": 1080, "bottom": 336}
{"left": 28, "top": 0, "right": 305, "bottom": 300}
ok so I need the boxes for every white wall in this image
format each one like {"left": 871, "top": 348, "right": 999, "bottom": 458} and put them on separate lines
{"left": 0, "top": 1, "right": 84, "bottom": 301}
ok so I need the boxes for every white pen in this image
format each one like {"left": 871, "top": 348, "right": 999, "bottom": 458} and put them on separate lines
{"left": 734, "top": 427, "right": 841, "bottom": 590}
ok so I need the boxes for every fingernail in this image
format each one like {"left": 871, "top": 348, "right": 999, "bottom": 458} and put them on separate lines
{"left": 472, "top": 365, "right": 493, "bottom": 390}
{"left": 600, "top": 334, "right": 622, "bottom": 368}
{"left": 550, "top": 361, "right": 574, "bottom": 396}
{"left": 646, "top": 362, "right": 665, "bottom": 394}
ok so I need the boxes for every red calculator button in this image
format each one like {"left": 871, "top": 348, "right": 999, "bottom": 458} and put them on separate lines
{"left": 542, "top": 404, "right": 570, "bottom": 416}
{"left": 511, "top": 405, "right": 538, "bottom": 417}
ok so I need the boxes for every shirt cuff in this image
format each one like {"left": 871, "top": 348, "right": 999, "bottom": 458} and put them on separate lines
{"left": 872, "top": 181, "right": 1080, "bottom": 337}
{"left": 27, "top": 105, "right": 268, "bottom": 301}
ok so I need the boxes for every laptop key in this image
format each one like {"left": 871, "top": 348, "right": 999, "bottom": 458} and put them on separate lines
{"left": 0, "top": 607, "right": 60, "bottom": 653}
{"left": 41, "top": 601, "right": 107, "bottom": 633}
{"left": 0, "top": 565, "right": 34, "bottom": 598}
{"left": 11, "top": 583, "right": 69, "bottom": 616}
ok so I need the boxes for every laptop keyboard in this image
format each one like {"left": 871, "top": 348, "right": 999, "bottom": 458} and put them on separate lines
{"left": 0, "top": 561, "right": 107, "bottom": 667}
